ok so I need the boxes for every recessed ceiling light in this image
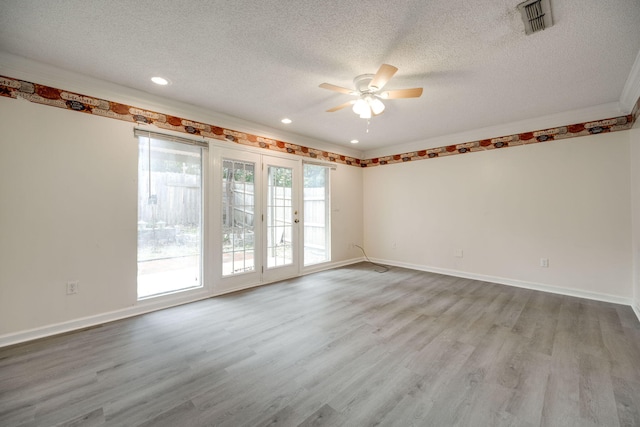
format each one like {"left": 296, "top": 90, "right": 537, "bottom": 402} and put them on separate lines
{"left": 151, "top": 76, "right": 169, "bottom": 86}
{"left": 281, "top": 118, "right": 292, "bottom": 124}
{"left": 350, "top": 139, "right": 359, "bottom": 144}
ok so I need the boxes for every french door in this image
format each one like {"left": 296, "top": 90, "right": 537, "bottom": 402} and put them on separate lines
{"left": 262, "top": 156, "right": 300, "bottom": 283}
{"left": 215, "top": 151, "right": 300, "bottom": 292}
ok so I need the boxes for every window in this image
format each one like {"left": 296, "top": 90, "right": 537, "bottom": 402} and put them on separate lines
{"left": 303, "top": 164, "right": 330, "bottom": 265}
{"left": 137, "top": 136, "right": 203, "bottom": 299}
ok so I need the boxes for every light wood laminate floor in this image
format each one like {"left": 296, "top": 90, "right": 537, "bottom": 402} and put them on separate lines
{"left": 1, "top": 263, "right": 640, "bottom": 426}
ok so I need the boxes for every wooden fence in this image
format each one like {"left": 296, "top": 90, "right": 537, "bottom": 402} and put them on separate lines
{"left": 138, "top": 172, "right": 201, "bottom": 228}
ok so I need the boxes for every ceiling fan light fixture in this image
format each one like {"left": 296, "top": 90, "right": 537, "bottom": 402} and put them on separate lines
{"left": 359, "top": 106, "right": 372, "bottom": 119}
{"left": 353, "top": 98, "right": 368, "bottom": 115}
{"left": 353, "top": 95, "right": 384, "bottom": 118}
{"left": 370, "top": 97, "right": 385, "bottom": 115}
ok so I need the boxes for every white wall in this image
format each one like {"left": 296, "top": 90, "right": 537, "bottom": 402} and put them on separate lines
{"left": 0, "top": 97, "right": 138, "bottom": 336}
{"left": 364, "top": 131, "right": 633, "bottom": 301}
{"left": 328, "top": 164, "right": 364, "bottom": 264}
{"left": 631, "top": 126, "right": 640, "bottom": 315}
{"left": 0, "top": 95, "right": 364, "bottom": 341}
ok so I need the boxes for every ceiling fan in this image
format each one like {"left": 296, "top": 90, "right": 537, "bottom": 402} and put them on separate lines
{"left": 319, "top": 64, "right": 423, "bottom": 119}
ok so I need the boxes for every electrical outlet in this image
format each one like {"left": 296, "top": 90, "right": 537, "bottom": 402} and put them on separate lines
{"left": 540, "top": 258, "right": 549, "bottom": 268}
{"left": 454, "top": 249, "right": 464, "bottom": 258}
{"left": 66, "top": 281, "right": 79, "bottom": 295}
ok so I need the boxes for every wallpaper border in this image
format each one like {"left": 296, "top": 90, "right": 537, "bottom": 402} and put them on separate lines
{"left": 0, "top": 75, "right": 361, "bottom": 166}
{"left": 1, "top": 74, "right": 637, "bottom": 168}
{"left": 360, "top": 114, "right": 635, "bottom": 167}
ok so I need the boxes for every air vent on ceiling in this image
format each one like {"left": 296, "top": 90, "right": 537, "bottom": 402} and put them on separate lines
{"left": 518, "top": 0, "right": 553, "bottom": 35}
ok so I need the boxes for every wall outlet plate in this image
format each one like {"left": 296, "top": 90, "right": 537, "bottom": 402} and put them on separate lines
{"left": 66, "top": 281, "right": 79, "bottom": 295}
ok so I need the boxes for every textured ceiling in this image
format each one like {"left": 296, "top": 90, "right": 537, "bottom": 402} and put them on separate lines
{"left": 0, "top": 0, "right": 639, "bottom": 155}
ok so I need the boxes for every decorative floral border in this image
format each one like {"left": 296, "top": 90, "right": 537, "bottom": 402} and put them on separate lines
{"left": 360, "top": 114, "right": 634, "bottom": 167}
{"left": 1, "top": 74, "right": 637, "bottom": 168}
{"left": 0, "top": 75, "right": 361, "bottom": 166}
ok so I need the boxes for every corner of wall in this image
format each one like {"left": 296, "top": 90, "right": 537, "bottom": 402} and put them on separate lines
{"left": 621, "top": 49, "right": 640, "bottom": 114}
{"left": 633, "top": 300, "right": 640, "bottom": 323}
{"left": 631, "top": 125, "right": 640, "bottom": 323}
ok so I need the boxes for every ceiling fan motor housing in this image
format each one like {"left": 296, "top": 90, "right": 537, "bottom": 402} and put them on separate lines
{"left": 354, "top": 74, "right": 377, "bottom": 93}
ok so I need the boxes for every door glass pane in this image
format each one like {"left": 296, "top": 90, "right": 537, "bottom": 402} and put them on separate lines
{"left": 304, "top": 164, "right": 330, "bottom": 265}
{"left": 222, "top": 159, "right": 255, "bottom": 276}
{"left": 137, "top": 137, "right": 202, "bottom": 299}
{"left": 267, "top": 166, "right": 293, "bottom": 268}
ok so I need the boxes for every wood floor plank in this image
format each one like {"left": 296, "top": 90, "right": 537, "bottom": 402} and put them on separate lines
{"left": 494, "top": 289, "right": 532, "bottom": 329}
{"left": 1, "top": 263, "right": 638, "bottom": 426}
{"left": 455, "top": 382, "right": 526, "bottom": 427}
{"left": 421, "top": 367, "right": 487, "bottom": 425}
{"left": 296, "top": 404, "right": 344, "bottom": 427}
{"left": 326, "top": 356, "right": 420, "bottom": 425}
{"left": 500, "top": 351, "right": 551, "bottom": 424}
{"left": 286, "top": 344, "right": 388, "bottom": 420}
{"left": 252, "top": 405, "right": 300, "bottom": 427}
{"left": 611, "top": 375, "right": 640, "bottom": 426}
{"left": 578, "top": 353, "right": 620, "bottom": 426}
{"left": 136, "top": 401, "right": 198, "bottom": 427}
{"left": 541, "top": 302, "right": 583, "bottom": 427}
{"left": 374, "top": 394, "right": 434, "bottom": 427}
{"left": 54, "top": 407, "right": 105, "bottom": 427}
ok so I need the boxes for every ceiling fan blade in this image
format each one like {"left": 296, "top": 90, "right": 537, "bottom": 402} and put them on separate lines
{"left": 326, "top": 100, "right": 355, "bottom": 112}
{"left": 369, "top": 64, "right": 398, "bottom": 91}
{"left": 380, "top": 87, "right": 423, "bottom": 99}
{"left": 319, "top": 83, "right": 354, "bottom": 95}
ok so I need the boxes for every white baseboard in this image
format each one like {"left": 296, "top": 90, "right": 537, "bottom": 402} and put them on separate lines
{"left": 301, "top": 257, "right": 365, "bottom": 275}
{"left": 0, "top": 257, "right": 365, "bottom": 348}
{"left": 0, "top": 289, "right": 213, "bottom": 348}
{"left": 371, "top": 258, "right": 633, "bottom": 306}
